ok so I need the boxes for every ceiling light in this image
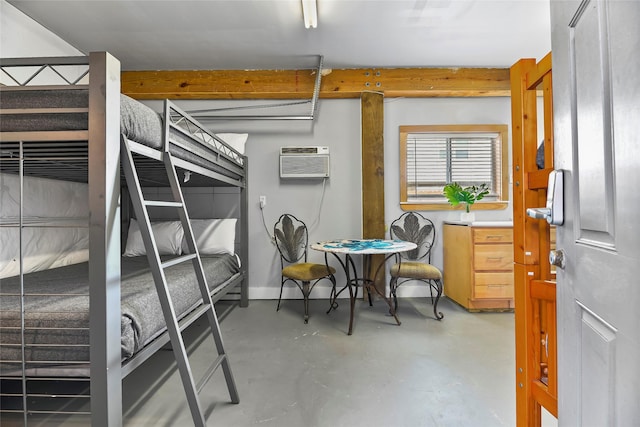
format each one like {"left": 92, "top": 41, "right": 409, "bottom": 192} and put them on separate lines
{"left": 301, "top": 0, "right": 318, "bottom": 29}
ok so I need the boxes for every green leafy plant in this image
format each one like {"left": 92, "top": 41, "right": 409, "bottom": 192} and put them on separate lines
{"left": 443, "top": 182, "right": 490, "bottom": 213}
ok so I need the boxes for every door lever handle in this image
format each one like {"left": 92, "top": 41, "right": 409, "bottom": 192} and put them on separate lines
{"left": 526, "top": 170, "right": 564, "bottom": 225}
{"left": 526, "top": 207, "right": 551, "bottom": 220}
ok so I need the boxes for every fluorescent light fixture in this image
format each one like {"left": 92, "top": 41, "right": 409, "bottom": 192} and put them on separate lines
{"left": 301, "top": 0, "right": 318, "bottom": 29}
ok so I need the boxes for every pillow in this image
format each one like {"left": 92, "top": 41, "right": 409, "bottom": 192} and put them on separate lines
{"left": 215, "top": 133, "right": 248, "bottom": 154}
{"left": 123, "top": 220, "right": 184, "bottom": 257}
{"left": 181, "top": 219, "right": 237, "bottom": 255}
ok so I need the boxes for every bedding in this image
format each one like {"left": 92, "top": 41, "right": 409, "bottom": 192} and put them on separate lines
{"left": 123, "top": 219, "right": 184, "bottom": 257}
{"left": 210, "top": 133, "right": 248, "bottom": 155}
{"left": 182, "top": 218, "right": 237, "bottom": 255}
{"left": 0, "top": 173, "right": 90, "bottom": 278}
{"left": 0, "top": 254, "right": 241, "bottom": 375}
{"left": 0, "top": 91, "right": 245, "bottom": 165}
{"left": 123, "top": 218, "right": 237, "bottom": 257}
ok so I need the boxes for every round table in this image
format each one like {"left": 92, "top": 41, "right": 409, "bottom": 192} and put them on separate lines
{"left": 311, "top": 239, "right": 417, "bottom": 335}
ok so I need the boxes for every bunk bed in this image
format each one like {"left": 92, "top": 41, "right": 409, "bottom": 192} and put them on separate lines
{"left": 0, "top": 52, "right": 248, "bottom": 426}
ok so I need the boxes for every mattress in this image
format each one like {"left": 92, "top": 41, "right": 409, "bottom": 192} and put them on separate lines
{"left": 0, "top": 90, "right": 244, "bottom": 170}
{"left": 0, "top": 254, "right": 240, "bottom": 375}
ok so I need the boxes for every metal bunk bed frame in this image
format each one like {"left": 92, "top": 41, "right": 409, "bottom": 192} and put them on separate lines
{"left": 0, "top": 52, "right": 249, "bottom": 426}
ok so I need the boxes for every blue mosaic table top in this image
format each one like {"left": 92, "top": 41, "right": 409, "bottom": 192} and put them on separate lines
{"left": 311, "top": 239, "right": 416, "bottom": 254}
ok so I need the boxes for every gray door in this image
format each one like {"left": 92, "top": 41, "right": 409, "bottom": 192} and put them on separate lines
{"left": 551, "top": 0, "right": 640, "bottom": 425}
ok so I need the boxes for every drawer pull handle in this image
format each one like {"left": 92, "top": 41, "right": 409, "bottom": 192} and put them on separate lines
{"left": 486, "top": 235, "right": 503, "bottom": 240}
{"left": 486, "top": 257, "right": 503, "bottom": 261}
{"left": 487, "top": 284, "right": 508, "bottom": 287}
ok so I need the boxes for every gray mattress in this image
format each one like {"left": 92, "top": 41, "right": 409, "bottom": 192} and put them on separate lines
{"left": 0, "top": 90, "right": 244, "bottom": 175}
{"left": 0, "top": 254, "right": 240, "bottom": 374}
{"left": 0, "top": 91, "right": 161, "bottom": 147}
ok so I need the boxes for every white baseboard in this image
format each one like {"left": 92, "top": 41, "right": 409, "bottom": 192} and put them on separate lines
{"left": 249, "top": 283, "right": 439, "bottom": 300}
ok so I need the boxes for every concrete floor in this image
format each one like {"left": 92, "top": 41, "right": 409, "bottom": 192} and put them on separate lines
{"left": 3, "top": 297, "right": 559, "bottom": 426}
{"left": 122, "top": 297, "right": 523, "bottom": 427}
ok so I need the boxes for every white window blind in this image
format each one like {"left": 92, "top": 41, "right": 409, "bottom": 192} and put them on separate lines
{"left": 405, "top": 132, "right": 500, "bottom": 202}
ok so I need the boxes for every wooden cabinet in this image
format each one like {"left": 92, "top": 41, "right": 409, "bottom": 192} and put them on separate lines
{"left": 443, "top": 222, "right": 514, "bottom": 311}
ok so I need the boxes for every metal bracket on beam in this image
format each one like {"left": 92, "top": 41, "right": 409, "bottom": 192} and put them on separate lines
{"left": 187, "top": 55, "right": 324, "bottom": 121}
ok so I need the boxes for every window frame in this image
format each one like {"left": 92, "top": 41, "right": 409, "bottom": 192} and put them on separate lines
{"left": 399, "top": 124, "right": 509, "bottom": 211}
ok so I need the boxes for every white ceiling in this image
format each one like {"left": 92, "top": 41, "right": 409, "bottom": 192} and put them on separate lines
{"left": 7, "top": 0, "right": 551, "bottom": 71}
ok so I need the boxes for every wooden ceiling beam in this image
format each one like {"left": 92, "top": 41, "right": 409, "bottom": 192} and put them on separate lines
{"left": 121, "top": 67, "right": 511, "bottom": 100}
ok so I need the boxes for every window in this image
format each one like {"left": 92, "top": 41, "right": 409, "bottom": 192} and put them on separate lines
{"left": 399, "top": 124, "right": 509, "bottom": 211}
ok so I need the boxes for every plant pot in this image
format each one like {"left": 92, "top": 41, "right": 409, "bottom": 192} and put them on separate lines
{"left": 460, "top": 212, "right": 475, "bottom": 222}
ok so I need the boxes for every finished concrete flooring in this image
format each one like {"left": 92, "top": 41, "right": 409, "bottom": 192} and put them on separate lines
{"left": 4, "top": 297, "right": 559, "bottom": 426}
{"left": 123, "top": 297, "right": 520, "bottom": 426}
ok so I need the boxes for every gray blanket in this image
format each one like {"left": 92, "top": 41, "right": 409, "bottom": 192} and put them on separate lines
{"left": 0, "top": 255, "right": 240, "bottom": 374}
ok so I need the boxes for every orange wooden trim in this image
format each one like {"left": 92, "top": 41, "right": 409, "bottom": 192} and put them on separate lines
{"left": 525, "top": 52, "right": 553, "bottom": 90}
{"left": 532, "top": 380, "right": 558, "bottom": 417}
{"left": 543, "top": 73, "right": 554, "bottom": 170}
{"left": 527, "top": 274, "right": 543, "bottom": 425}
{"left": 530, "top": 280, "right": 556, "bottom": 301}
{"left": 511, "top": 52, "right": 556, "bottom": 427}
{"left": 400, "top": 201, "right": 508, "bottom": 212}
{"left": 527, "top": 169, "right": 553, "bottom": 189}
{"left": 122, "top": 67, "right": 511, "bottom": 100}
{"left": 537, "top": 210, "right": 553, "bottom": 280}
{"left": 546, "top": 297, "right": 558, "bottom": 403}
{"left": 510, "top": 59, "right": 538, "bottom": 266}
{"left": 514, "top": 263, "right": 541, "bottom": 426}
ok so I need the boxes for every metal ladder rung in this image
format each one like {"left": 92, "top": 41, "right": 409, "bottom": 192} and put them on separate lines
{"left": 196, "top": 354, "right": 227, "bottom": 394}
{"left": 161, "top": 254, "right": 197, "bottom": 269}
{"left": 144, "top": 200, "right": 183, "bottom": 208}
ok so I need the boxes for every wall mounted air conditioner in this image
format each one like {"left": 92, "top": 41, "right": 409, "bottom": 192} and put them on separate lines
{"left": 279, "top": 146, "right": 330, "bottom": 179}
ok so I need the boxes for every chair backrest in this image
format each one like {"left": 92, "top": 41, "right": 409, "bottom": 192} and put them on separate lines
{"left": 274, "top": 214, "right": 309, "bottom": 264}
{"left": 389, "top": 212, "right": 436, "bottom": 262}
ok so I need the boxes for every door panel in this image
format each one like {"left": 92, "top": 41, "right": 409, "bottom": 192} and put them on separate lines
{"left": 578, "top": 302, "right": 616, "bottom": 427}
{"left": 573, "top": 0, "right": 615, "bottom": 245}
{"left": 551, "top": 0, "right": 640, "bottom": 425}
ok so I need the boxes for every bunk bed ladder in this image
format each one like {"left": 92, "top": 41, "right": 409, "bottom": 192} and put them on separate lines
{"left": 120, "top": 137, "right": 239, "bottom": 427}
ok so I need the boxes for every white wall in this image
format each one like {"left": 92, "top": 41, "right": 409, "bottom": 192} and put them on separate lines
{"left": 2, "top": 1, "right": 519, "bottom": 300}
{"left": 157, "top": 95, "right": 515, "bottom": 300}
{"left": 0, "top": 0, "right": 82, "bottom": 58}
{"left": 383, "top": 97, "right": 514, "bottom": 297}
{"left": 152, "top": 99, "right": 363, "bottom": 300}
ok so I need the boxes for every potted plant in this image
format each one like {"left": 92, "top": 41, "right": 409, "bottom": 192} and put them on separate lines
{"left": 443, "top": 182, "right": 489, "bottom": 221}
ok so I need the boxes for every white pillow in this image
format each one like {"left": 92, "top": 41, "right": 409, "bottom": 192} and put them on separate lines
{"left": 216, "top": 133, "right": 248, "bottom": 154}
{"left": 0, "top": 226, "right": 89, "bottom": 279}
{"left": 182, "top": 219, "right": 237, "bottom": 255}
{"left": 123, "top": 220, "right": 184, "bottom": 257}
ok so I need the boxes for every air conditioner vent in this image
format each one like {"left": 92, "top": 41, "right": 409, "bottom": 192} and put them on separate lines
{"left": 279, "top": 146, "right": 330, "bottom": 179}
{"left": 280, "top": 146, "right": 328, "bottom": 155}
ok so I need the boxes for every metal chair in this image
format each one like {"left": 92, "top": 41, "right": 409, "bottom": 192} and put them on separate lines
{"left": 274, "top": 214, "right": 337, "bottom": 323}
{"left": 389, "top": 212, "right": 444, "bottom": 320}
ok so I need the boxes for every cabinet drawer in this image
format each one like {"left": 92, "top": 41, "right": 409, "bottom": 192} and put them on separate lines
{"left": 473, "top": 228, "right": 513, "bottom": 244}
{"left": 474, "top": 273, "right": 514, "bottom": 298}
{"left": 474, "top": 244, "right": 514, "bottom": 270}
{"left": 474, "top": 284, "right": 514, "bottom": 299}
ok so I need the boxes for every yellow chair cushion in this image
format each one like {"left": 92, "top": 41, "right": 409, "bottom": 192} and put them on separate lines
{"left": 390, "top": 261, "right": 442, "bottom": 280}
{"left": 283, "top": 263, "right": 336, "bottom": 282}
